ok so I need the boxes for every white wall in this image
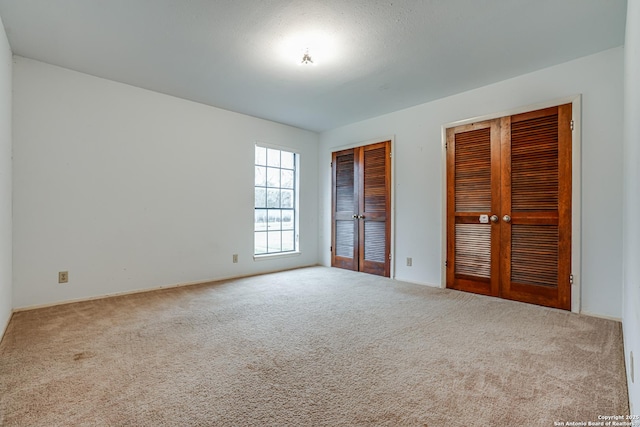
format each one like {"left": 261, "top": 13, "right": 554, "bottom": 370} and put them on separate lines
{"left": 623, "top": 0, "right": 640, "bottom": 414}
{"left": 319, "top": 47, "right": 624, "bottom": 319}
{"left": 12, "top": 57, "right": 319, "bottom": 309}
{"left": 0, "top": 16, "right": 12, "bottom": 336}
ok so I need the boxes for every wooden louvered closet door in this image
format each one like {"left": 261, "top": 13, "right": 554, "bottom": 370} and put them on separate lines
{"left": 332, "top": 149, "right": 358, "bottom": 271}
{"left": 446, "top": 104, "right": 572, "bottom": 310}
{"left": 446, "top": 120, "right": 502, "bottom": 296}
{"left": 500, "top": 105, "right": 572, "bottom": 309}
{"left": 331, "top": 141, "right": 391, "bottom": 277}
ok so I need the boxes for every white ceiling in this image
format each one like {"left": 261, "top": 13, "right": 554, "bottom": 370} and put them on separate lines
{"left": 0, "top": 0, "right": 627, "bottom": 132}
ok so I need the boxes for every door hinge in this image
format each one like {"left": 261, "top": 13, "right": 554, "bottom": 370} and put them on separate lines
{"left": 389, "top": 253, "right": 392, "bottom": 260}
{"left": 389, "top": 152, "right": 392, "bottom": 158}
{"left": 330, "top": 246, "right": 332, "bottom": 252}
{"left": 445, "top": 142, "right": 448, "bottom": 150}
{"left": 570, "top": 120, "right": 574, "bottom": 131}
{"left": 445, "top": 260, "right": 448, "bottom": 267}
{"left": 570, "top": 274, "right": 574, "bottom": 285}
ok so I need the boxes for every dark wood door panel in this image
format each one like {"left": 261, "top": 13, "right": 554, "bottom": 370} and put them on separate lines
{"left": 448, "top": 103, "right": 572, "bottom": 311}
{"left": 359, "top": 141, "right": 391, "bottom": 276}
{"left": 332, "top": 141, "right": 391, "bottom": 278}
{"left": 447, "top": 120, "right": 501, "bottom": 297}
{"left": 332, "top": 149, "right": 357, "bottom": 271}
{"left": 500, "top": 104, "right": 572, "bottom": 310}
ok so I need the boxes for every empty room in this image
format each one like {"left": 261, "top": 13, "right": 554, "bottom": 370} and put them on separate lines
{"left": 0, "top": 1, "right": 639, "bottom": 425}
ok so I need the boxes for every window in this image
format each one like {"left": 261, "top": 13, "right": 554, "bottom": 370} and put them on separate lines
{"left": 254, "top": 146, "right": 298, "bottom": 255}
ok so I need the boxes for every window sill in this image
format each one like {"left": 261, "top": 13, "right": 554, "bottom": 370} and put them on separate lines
{"left": 253, "top": 251, "right": 302, "bottom": 262}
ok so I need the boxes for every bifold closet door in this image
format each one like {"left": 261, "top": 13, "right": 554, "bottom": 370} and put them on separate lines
{"left": 500, "top": 105, "right": 572, "bottom": 310}
{"left": 332, "top": 148, "right": 358, "bottom": 271}
{"left": 446, "top": 104, "right": 572, "bottom": 310}
{"left": 446, "top": 120, "right": 502, "bottom": 297}
{"left": 331, "top": 141, "right": 391, "bottom": 277}
{"left": 358, "top": 142, "right": 391, "bottom": 276}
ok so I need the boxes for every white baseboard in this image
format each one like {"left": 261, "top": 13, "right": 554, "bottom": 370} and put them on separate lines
{"left": 0, "top": 310, "right": 13, "bottom": 345}
{"left": 579, "top": 310, "right": 622, "bottom": 323}
{"left": 13, "top": 278, "right": 218, "bottom": 312}
{"left": 392, "top": 277, "right": 440, "bottom": 288}
{"left": 13, "top": 264, "right": 319, "bottom": 313}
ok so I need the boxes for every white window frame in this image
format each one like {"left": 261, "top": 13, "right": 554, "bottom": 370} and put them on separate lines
{"left": 253, "top": 143, "right": 300, "bottom": 259}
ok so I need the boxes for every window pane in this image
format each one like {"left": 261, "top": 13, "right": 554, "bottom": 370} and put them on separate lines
{"left": 255, "top": 166, "right": 266, "bottom": 186}
{"left": 267, "top": 167, "right": 280, "bottom": 187}
{"left": 267, "top": 209, "right": 282, "bottom": 230}
{"left": 255, "top": 231, "right": 267, "bottom": 254}
{"left": 255, "top": 146, "right": 267, "bottom": 166}
{"left": 282, "top": 230, "right": 295, "bottom": 251}
{"left": 281, "top": 151, "right": 294, "bottom": 169}
{"left": 267, "top": 148, "right": 280, "bottom": 167}
{"left": 267, "top": 189, "right": 280, "bottom": 208}
{"left": 281, "top": 170, "right": 294, "bottom": 189}
{"left": 281, "top": 189, "right": 293, "bottom": 208}
{"left": 268, "top": 231, "right": 282, "bottom": 252}
{"left": 255, "top": 188, "right": 266, "bottom": 208}
{"left": 255, "top": 146, "right": 298, "bottom": 256}
{"left": 255, "top": 209, "right": 267, "bottom": 231}
{"left": 282, "top": 210, "right": 294, "bottom": 230}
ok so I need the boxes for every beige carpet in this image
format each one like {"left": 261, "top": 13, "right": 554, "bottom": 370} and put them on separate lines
{"left": 0, "top": 266, "right": 629, "bottom": 426}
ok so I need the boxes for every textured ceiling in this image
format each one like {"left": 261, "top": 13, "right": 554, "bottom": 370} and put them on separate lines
{"left": 0, "top": 0, "right": 628, "bottom": 132}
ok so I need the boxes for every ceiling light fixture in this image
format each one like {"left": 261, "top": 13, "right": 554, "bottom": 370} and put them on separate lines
{"left": 301, "top": 49, "right": 313, "bottom": 65}
{"left": 278, "top": 31, "right": 338, "bottom": 67}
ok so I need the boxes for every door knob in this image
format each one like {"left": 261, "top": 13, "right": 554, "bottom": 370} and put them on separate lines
{"left": 358, "top": 215, "right": 365, "bottom": 219}
{"left": 503, "top": 214, "right": 511, "bottom": 223}
{"left": 490, "top": 215, "right": 499, "bottom": 223}
{"left": 352, "top": 214, "right": 358, "bottom": 219}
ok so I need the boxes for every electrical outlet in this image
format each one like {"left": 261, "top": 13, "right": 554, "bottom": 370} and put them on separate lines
{"left": 232, "top": 254, "right": 238, "bottom": 264}
{"left": 58, "top": 271, "right": 68, "bottom": 283}
{"left": 406, "top": 257, "right": 412, "bottom": 267}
